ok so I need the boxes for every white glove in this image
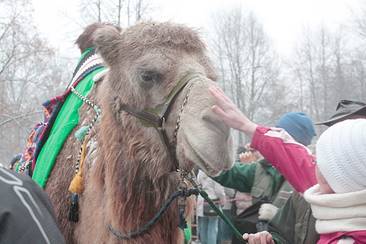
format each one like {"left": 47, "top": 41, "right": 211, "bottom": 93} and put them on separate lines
{"left": 258, "top": 203, "right": 278, "bottom": 221}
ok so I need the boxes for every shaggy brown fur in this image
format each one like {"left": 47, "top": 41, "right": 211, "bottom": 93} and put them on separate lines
{"left": 46, "top": 22, "right": 232, "bottom": 244}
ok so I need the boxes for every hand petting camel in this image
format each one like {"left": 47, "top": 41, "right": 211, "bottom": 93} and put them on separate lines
{"left": 209, "top": 85, "right": 258, "bottom": 136}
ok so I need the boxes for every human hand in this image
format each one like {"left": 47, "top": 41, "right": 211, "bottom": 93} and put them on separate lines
{"left": 239, "top": 151, "right": 257, "bottom": 163}
{"left": 244, "top": 143, "right": 253, "bottom": 152}
{"left": 243, "top": 231, "right": 275, "bottom": 244}
{"left": 209, "top": 86, "right": 257, "bottom": 136}
{"left": 258, "top": 203, "right": 279, "bottom": 221}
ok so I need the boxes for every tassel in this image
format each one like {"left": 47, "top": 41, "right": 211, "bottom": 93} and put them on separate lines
{"left": 68, "top": 139, "right": 87, "bottom": 222}
{"left": 68, "top": 193, "right": 79, "bottom": 222}
{"left": 68, "top": 172, "right": 83, "bottom": 222}
{"left": 68, "top": 174, "right": 84, "bottom": 194}
{"left": 75, "top": 126, "right": 89, "bottom": 142}
{"left": 69, "top": 164, "right": 84, "bottom": 222}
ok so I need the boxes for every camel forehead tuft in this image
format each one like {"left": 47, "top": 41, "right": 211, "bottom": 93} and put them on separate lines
{"left": 121, "top": 22, "right": 206, "bottom": 53}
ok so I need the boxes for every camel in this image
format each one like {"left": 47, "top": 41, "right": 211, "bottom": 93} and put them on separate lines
{"left": 44, "top": 22, "right": 234, "bottom": 244}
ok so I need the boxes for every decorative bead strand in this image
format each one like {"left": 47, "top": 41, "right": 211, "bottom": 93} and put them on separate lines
{"left": 70, "top": 86, "right": 101, "bottom": 174}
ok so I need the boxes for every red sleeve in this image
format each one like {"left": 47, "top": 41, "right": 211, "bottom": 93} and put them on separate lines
{"left": 250, "top": 126, "right": 317, "bottom": 193}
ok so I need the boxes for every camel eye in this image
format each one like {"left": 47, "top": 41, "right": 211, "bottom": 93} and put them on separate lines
{"left": 140, "top": 70, "right": 162, "bottom": 84}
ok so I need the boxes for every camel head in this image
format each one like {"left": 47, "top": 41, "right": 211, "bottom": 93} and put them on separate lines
{"left": 94, "top": 22, "right": 233, "bottom": 178}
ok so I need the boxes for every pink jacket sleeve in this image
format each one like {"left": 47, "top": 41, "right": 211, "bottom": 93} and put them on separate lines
{"left": 250, "top": 126, "right": 317, "bottom": 193}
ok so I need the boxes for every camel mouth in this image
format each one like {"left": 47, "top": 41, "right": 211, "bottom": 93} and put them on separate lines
{"left": 177, "top": 141, "right": 223, "bottom": 177}
{"left": 186, "top": 154, "right": 222, "bottom": 177}
{"left": 179, "top": 126, "right": 234, "bottom": 177}
{"left": 197, "top": 159, "right": 223, "bottom": 177}
{"left": 191, "top": 147, "right": 233, "bottom": 177}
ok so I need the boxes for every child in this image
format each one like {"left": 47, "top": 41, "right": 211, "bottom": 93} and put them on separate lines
{"left": 303, "top": 119, "right": 366, "bottom": 243}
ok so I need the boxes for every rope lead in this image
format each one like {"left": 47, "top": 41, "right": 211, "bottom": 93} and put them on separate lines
{"left": 108, "top": 189, "right": 199, "bottom": 240}
{"left": 198, "top": 189, "right": 247, "bottom": 243}
{"left": 107, "top": 186, "right": 247, "bottom": 243}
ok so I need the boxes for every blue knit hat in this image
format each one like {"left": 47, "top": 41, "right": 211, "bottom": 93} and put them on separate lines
{"left": 276, "top": 112, "right": 316, "bottom": 146}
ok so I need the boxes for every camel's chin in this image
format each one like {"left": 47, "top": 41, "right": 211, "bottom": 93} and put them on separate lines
{"left": 179, "top": 141, "right": 234, "bottom": 178}
{"left": 177, "top": 157, "right": 220, "bottom": 177}
{"left": 184, "top": 151, "right": 233, "bottom": 177}
{"left": 195, "top": 159, "right": 224, "bottom": 177}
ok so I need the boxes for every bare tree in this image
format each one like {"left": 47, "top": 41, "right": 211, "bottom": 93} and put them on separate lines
{"left": 350, "top": 4, "right": 366, "bottom": 101}
{"left": 353, "top": 2, "right": 366, "bottom": 40}
{"left": 79, "top": 0, "right": 152, "bottom": 27}
{"left": 0, "top": 0, "right": 69, "bottom": 161}
{"left": 288, "top": 26, "right": 364, "bottom": 122}
{"left": 349, "top": 54, "right": 366, "bottom": 100}
{"left": 117, "top": 0, "right": 123, "bottom": 26}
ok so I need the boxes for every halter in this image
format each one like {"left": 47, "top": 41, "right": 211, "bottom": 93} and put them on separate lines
{"left": 106, "top": 73, "right": 200, "bottom": 239}
{"left": 107, "top": 72, "right": 247, "bottom": 242}
{"left": 118, "top": 72, "right": 201, "bottom": 171}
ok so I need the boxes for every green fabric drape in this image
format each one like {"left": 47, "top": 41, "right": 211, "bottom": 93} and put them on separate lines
{"left": 33, "top": 66, "right": 104, "bottom": 188}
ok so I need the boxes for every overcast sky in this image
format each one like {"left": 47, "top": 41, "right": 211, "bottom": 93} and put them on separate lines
{"left": 32, "top": 0, "right": 363, "bottom": 58}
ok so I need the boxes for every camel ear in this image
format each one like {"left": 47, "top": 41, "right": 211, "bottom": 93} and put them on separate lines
{"left": 93, "top": 26, "right": 122, "bottom": 66}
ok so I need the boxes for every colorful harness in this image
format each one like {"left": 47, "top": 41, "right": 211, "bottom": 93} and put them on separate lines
{"left": 14, "top": 48, "right": 105, "bottom": 187}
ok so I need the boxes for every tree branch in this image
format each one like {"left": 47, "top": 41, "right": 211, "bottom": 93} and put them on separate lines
{"left": 0, "top": 110, "right": 42, "bottom": 127}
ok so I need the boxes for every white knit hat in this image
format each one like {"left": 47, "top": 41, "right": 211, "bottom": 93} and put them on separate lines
{"left": 316, "top": 119, "right": 366, "bottom": 193}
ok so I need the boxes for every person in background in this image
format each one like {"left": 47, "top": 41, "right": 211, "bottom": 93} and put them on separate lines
{"left": 196, "top": 170, "right": 226, "bottom": 244}
{"left": 209, "top": 86, "right": 366, "bottom": 244}
{"left": 316, "top": 99, "right": 366, "bottom": 126}
{"left": 213, "top": 112, "right": 316, "bottom": 243}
